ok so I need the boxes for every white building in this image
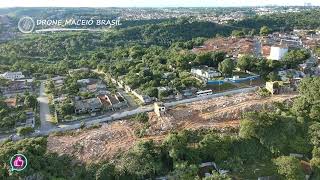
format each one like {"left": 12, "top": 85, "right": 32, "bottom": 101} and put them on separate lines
{"left": 191, "top": 66, "right": 221, "bottom": 79}
{"left": 268, "top": 46, "right": 288, "bottom": 60}
{"left": 0, "top": 72, "right": 25, "bottom": 80}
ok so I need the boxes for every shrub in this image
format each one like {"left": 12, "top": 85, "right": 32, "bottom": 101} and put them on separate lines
{"left": 17, "top": 127, "right": 34, "bottom": 136}
{"left": 257, "top": 87, "right": 271, "bottom": 97}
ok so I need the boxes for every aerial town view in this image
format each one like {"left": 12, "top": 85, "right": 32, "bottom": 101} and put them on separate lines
{"left": 1, "top": 0, "right": 320, "bottom": 179}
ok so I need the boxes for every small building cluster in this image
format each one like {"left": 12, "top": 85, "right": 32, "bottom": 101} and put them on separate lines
{"left": 0, "top": 71, "right": 36, "bottom": 129}
{"left": 50, "top": 69, "right": 128, "bottom": 121}
{"left": 0, "top": 71, "right": 25, "bottom": 81}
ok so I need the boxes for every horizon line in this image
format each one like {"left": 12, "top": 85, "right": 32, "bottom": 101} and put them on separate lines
{"left": 1, "top": 5, "right": 320, "bottom": 8}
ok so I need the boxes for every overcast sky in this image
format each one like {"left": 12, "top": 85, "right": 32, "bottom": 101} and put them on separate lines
{"left": 0, "top": 0, "right": 319, "bottom": 8}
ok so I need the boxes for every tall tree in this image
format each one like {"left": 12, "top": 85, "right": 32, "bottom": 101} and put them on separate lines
{"left": 260, "top": 26, "right": 271, "bottom": 36}
{"left": 24, "top": 95, "right": 38, "bottom": 109}
{"left": 218, "top": 58, "right": 234, "bottom": 76}
{"left": 273, "top": 156, "right": 305, "bottom": 180}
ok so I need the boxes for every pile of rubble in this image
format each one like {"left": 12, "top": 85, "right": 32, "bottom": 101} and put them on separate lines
{"left": 146, "top": 113, "right": 175, "bottom": 136}
{"left": 47, "top": 121, "right": 137, "bottom": 163}
{"left": 47, "top": 93, "right": 297, "bottom": 163}
{"left": 188, "top": 93, "right": 258, "bottom": 112}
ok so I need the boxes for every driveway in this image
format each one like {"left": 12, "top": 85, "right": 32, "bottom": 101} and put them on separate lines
{"left": 37, "top": 81, "right": 56, "bottom": 131}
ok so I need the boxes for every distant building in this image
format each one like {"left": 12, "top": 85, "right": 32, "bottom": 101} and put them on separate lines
{"left": 191, "top": 66, "right": 221, "bottom": 79}
{"left": 0, "top": 72, "right": 25, "bottom": 80}
{"left": 77, "top": 78, "right": 98, "bottom": 85}
{"left": 51, "top": 76, "right": 66, "bottom": 88}
{"left": 68, "top": 68, "right": 90, "bottom": 75}
{"left": 268, "top": 46, "right": 288, "bottom": 60}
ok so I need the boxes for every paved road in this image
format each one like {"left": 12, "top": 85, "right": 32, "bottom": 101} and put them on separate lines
{"left": 37, "top": 81, "right": 56, "bottom": 131}
{"left": 253, "top": 37, "right": 262, "bottom": 57}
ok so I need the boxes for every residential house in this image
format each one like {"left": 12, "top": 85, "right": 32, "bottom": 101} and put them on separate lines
{"left": 53, "top": 94, "right": 68, "bottom": 104}
{"left": 0, "top": 72, "right": 25, "bottom": 80}
{"left": 74, "top": 97, "right": 103, "bottom": 114}
{"left": 68, "top": 68, "right": 90, "bottom": 75}
{"left": 77, "top": 78, "right": 98, "bottom": 85}
{"left": 0, "top": 80, "right": 33, "bottom": 97}
{"left": 79, "top": 80, "right": 108, "bottom": 95}
{"left": 51, "top": 76, "right": 66, "bottom": 88}
{"left": 98, "top": 93, "right": 128, "bottom": 111}
{"left": 16, "top": 111, "right": 35, "bottom": 128}
{"left": 191, "top": 66, "right": 221, "bottom": 79}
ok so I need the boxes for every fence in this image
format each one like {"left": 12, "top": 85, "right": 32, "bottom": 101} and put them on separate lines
{"left": 207, "top": 75, "right": 260, "bottom": 85}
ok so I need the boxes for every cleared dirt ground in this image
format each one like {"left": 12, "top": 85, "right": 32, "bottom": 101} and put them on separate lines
{"left": 47, "top": 92, "right": 297, "bottom": 163}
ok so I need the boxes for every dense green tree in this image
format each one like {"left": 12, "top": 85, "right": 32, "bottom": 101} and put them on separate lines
{"left": 199, "top": 134, "right": 232, "bottom": 163}
{"left": 24, "top": 95, "right": 38, "bottom": 110}
{"left": 95, "top": 163, "right": 116, "bottom": 180}
{"left": 231, "top": 30, "right": 245, "bottom": 37}
{"left": 260, "top": 26, "right": 271, "bottom": 36}
{"left": 308, "top": 122, "right": 320, "bottom": 147}
{"left": 237, "top": 55, "right": 254, "bottom": 72}
{"left": 202, "top": 172, "right": 232, "bottom": 180}
{"left": 267, "top": 72, "right": 280, "bottom": 81}
{"left": 273, "top": 156, "right": 305, "bottom": 180}
{"left": 57, "top": 102, "right": 74, "bottom": 117}
{"left": 170, "top": 162, "right": 198, "bottom": 180}
{"left": 311, "top": 147, "right": 320, "bottom": 177}
{"left": 143, "top": 87, "right": 159, "bottom": 98}
{"left": 240, "top": 112, "right": 311, "bottom": 155}
{"left": 282, "top": 49, "right": 310, "bottom": 69}
{"left": 292, "top": 77, "right": 320, "bottom": 119}
{"left": 46, "top": 80, "right": 55, "bottom": 94}
{"left": 218, "top": 58, "right": 234, "bottom": 76}
{"left": 119, "top": 140, "right": 162, "bottom": 178}
{"left": 16, "top": 127, "right": 34, "bottom": 136}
